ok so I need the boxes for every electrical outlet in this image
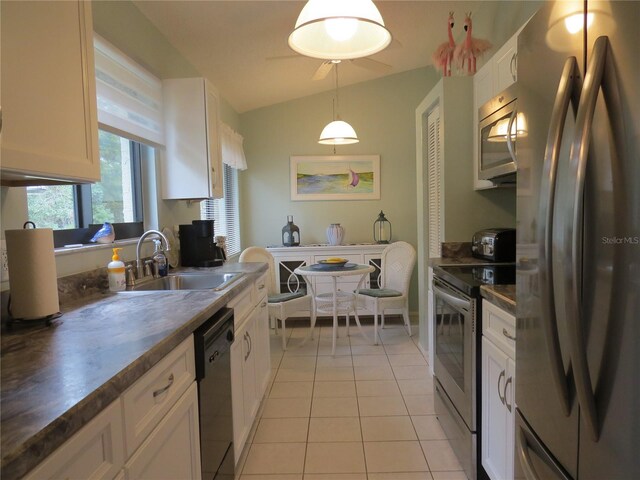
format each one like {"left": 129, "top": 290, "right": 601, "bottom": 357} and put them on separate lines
{"left": 0, "top": 240, "right": 8, "bottom": 282}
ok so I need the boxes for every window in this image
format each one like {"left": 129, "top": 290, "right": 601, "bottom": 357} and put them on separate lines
{"left": 201, "top": 164, "right": 241, "bottom": 257}
{"left": 27, "top": 131, "right": 144, "bottom": 244}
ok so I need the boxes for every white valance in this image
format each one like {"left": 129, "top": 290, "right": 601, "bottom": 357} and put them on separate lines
{"left": 94, "top": 34, "right": 164, "bottom": 147}
{"left": 220, "top": 123, "right": 247, "bottom": 171}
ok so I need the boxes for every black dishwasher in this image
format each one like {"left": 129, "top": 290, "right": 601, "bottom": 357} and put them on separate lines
{"left": 194, "top": 307, "right": 235, "bottom": 480}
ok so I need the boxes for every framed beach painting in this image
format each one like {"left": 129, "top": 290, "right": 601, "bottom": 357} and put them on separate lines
{"left": 290, "top": 155, "right": 380, "bottom": 201}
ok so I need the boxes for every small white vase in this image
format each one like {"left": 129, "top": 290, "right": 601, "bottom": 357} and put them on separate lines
{"left": 326, "top": 223, "right": 345, "bottom": 246}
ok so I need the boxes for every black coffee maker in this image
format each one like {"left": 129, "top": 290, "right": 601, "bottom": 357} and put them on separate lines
{"left": 179, "top": 220, "right": 226, "bottom": 267}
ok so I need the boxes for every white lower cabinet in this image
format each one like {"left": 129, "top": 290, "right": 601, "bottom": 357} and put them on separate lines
{"left": 482, "top": 300, "right": 516, "bottom": 480}
{"left": 23, "top": 400, "right": 124, "bottom": 480}
{"left": 125, "top": 382, "right": 201, "bottom": 480}
{"left": 230, "top": 279, "right": 271, "bottom": 463}
{"left": 253, "top": 296, "right": 271, "bottom": 396}
{"left": 23, "top": 338, "right": 199, "bottom": 480}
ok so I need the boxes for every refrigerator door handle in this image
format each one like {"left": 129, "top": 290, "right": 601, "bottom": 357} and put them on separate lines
{"left": 537, "top": 56, "right": 581, "bottom": 417}
{"left": 567, "top": 35, "right": 622, "bottom": 443}
{"left": 517, "top": 426, "right": 541, "bottom": 480}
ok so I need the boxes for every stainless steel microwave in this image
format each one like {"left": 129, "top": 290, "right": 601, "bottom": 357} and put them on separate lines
{"left": 478, "top": 85, "right": 521, "bottom": 182}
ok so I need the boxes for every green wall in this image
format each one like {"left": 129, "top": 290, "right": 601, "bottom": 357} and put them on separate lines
{"left": 239, "top": 68, "right": 440, "bottom": 312}
{"left": 239, "top": 67, "right": 439, "bottom": 248}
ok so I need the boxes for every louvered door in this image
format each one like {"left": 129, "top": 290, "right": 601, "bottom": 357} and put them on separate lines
{"left": 427, "top": 106, "right": 443, "bottom": 258}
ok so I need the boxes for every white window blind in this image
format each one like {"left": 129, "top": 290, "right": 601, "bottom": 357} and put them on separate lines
{"left": 427, "top": 106, "right": 443, "bottom": 258}
{"left": 201, "top": 164, "right": 241, "bottom": 257}
{"left": 94, "top": 34, "right": 164, "bottom": 147}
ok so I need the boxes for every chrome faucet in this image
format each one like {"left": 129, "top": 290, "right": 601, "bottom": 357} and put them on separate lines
{"left": 136, "top": 229, "right": 171, "bottom": 279}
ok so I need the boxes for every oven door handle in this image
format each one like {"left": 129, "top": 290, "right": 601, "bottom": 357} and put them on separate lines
{"left": 433, "top": 284, "right": 471, "bottom": 311}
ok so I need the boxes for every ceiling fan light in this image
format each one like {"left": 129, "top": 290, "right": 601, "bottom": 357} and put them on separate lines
{"left": 319, "top": 120, "right": 359, "bottom": 145}
{"left": 289, "top": 0, "right": 392, "bottom": 60}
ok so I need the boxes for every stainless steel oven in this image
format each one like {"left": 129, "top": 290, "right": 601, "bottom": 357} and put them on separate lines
{"left": 478, "top": 84, "right": 520, "bottom": 183}
{"left": 432, "top": 263, "right": 515, "bottom": 480}
{"left": 432, "top": 275, "right": 478, "bottom": 479}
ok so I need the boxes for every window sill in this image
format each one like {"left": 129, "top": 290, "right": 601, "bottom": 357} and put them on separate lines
{"left": 54, "top": 238, "right": 151, "bottom": 257}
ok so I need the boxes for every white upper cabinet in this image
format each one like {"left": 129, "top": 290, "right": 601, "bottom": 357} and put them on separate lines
{"left": 161, "top": 78, "right": 223, "bottom": 200}
{"left": 494, "top": 35, "right": 518, "bottom": 94}
{"left": 1, "top": 0, "right": 100, "bottom": 186}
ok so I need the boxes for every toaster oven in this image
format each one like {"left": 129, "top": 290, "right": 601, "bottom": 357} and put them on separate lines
{"left": 471, "top": 228, "right": 516, "bottom": 262}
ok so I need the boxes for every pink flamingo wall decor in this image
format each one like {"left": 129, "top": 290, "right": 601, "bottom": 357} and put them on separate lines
{"left": 454, "top": 12, "right": 492, "bottom": 75}
{"left": 432, "top": 12, "right": 456, "bottom": 77}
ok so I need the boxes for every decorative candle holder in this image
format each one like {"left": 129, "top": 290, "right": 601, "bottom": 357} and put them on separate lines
{"left": 282, "top": 215, "right": 300, "bottom": 246}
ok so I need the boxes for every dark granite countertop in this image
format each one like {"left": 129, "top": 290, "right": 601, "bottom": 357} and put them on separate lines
{"left": 430, "top": 256, "right": 492, "bottom": 266}
{"left": 0, "top": 263, "right": 267, "bottom": 480}
{"left": 480, "top": 284, "right": 516, "bottom": 315}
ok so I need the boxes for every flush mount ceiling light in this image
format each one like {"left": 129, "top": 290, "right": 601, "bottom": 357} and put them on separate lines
{"left": 319, "top": 62, "right": 359, "bottom": 145}
{"left": 289, "top": 0, "right": 392, "bottom": 60}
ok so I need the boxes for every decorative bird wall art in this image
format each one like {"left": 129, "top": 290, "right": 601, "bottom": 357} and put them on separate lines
{"left": 432, "top": 11, "right": 456, "bottom": 77}
{"left": 454, "top": 12, "right": 492, "bottom": 75}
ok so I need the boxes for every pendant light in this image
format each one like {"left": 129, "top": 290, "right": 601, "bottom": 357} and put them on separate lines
{"left": 289, "top": 0, "right": 392, "bottom": 60}
{"left": 319, "top": 62, "right": 359, "bottom": 145}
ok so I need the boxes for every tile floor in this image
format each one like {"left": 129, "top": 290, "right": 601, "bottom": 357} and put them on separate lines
{"left": 236, "top": 321, "right": 467, "bottom": 480}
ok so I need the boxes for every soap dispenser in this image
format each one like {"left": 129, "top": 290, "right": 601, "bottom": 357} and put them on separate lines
{"left": 153, "top": 239, "right": 168, "bottom": 277}
{"left": 108, "top": 248, "right": 126, "bottom": 292}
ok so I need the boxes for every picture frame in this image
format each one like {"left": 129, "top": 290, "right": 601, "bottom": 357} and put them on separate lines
{"left": 290, "top": 155, "right": 381, "bottom": 201}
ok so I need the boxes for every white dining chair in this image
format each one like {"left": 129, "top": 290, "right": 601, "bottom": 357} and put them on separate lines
{"left": 239, "top": 247, "right": 315, "bottom": 350}
{"left": 355, "top": 241, "right": 416, "bottom": 345}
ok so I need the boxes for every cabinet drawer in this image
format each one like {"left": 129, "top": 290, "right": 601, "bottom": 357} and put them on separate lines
{"left": 24, "top": 400, "right": 124, "bottom": 480}
{"left": 122, "top": 336, "right": 195, "bottom": 457}
{"left": 482, "top": 300, "right": 516, "bottom": 358}
{"left": 252, "top": 272, "right": 268, "bottom": 306}
{"left": 229, "top": 286, "right": 253, "bottom": 326}
{"left": 125, "top": 382, "right": 201, "bottom": 480}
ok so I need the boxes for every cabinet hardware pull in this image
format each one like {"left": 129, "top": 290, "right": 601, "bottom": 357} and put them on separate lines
{"left": 153, "top": 373, "right": 174, "bottom": 398}
{"left": 497, "top": 370, "right": 506, "bottom": 405}
{"left": 258, "top": 284, "right": 265, "bottom": 290}
{"left": 504, "top": 376, "right": 513, "bottom": 412}
{"left": 244, "top": 332, "right": 250, "bottom": 361}
{"left": 260, "top": 301, "right": 267, "bottom": 308}
{"left": 510, "top": 52, "right": 518, "bottom": 81}
{"left": 247, "top": 332, "right": 252, "bottom": 356}
{"left": 502, "top": 328, "right": 516, "bottom": 341}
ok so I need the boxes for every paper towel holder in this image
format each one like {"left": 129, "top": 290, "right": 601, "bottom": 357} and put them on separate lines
{"left": 4, "top": 221, "right": 63, "bottom": 328}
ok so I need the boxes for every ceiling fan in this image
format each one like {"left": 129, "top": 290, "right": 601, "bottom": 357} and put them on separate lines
{"left": 266, "top": 54, "right": 393, "bottom": 81}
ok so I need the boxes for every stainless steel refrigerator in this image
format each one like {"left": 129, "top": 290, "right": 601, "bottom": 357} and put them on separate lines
{"left": 516, "top": 1, "right": 639, "bottom": 479}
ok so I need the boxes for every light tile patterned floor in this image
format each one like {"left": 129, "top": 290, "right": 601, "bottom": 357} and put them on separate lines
{"left": 237, "top": 322, "right": 467, "bottom": 480}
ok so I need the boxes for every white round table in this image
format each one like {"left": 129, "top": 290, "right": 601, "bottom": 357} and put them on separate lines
{"left": 295, "top": 263, "right": 374, "bottom": 356}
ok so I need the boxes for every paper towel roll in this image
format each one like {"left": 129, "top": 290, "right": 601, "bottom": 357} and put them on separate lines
{"left": 5, "top": 227, "right": 59, "bottom": 320}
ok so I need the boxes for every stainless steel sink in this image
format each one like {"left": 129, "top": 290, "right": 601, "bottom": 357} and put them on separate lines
{"left": 123, "top": 272, "right": 244, "bottom": 292}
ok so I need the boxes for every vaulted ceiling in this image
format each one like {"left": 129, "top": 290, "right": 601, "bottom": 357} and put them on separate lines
{"left": 133, "top": 1, "right": 539, "bottom": 113}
